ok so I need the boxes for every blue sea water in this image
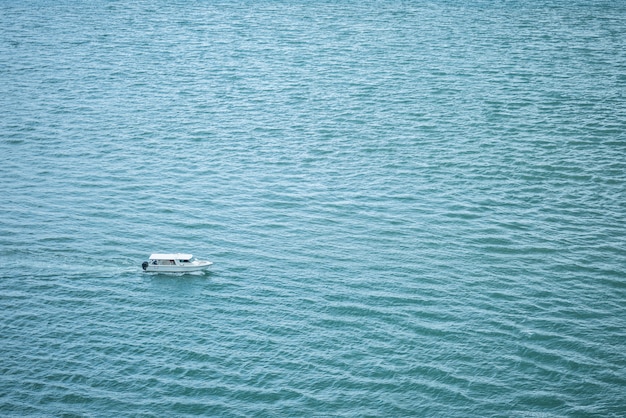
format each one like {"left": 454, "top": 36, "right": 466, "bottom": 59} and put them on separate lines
{"left": 1, "top": 0, "right": 626, "bottom": 416}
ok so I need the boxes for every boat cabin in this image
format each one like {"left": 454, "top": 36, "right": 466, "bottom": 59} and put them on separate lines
{"left": 149, "top": 253, "right": 194, "bottom": 266}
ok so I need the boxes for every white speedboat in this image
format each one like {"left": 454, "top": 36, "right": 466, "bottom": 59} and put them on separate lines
{"left": 142, "top": 253, "right": 212, "bottom": 273}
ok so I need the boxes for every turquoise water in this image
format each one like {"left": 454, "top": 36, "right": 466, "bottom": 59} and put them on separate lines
{"left": 2, "top": 1, "right": 625, "bottom": 416}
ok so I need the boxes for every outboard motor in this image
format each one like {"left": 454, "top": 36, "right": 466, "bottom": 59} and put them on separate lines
{"left": 142, "top": 261, "right": 149, "bottom": 271}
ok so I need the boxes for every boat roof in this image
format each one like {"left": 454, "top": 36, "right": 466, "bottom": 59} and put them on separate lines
{"left": 149, "top": 253, "right": 192, "bottom": 260}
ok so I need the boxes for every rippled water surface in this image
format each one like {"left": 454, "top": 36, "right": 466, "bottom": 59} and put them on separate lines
{"left": 2, "top": 1, "right": 626, "bottom": 416}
